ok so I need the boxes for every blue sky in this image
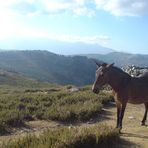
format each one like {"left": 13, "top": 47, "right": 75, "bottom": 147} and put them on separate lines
{"left": 0, "top": 0, "right": 148, "bottom": 54}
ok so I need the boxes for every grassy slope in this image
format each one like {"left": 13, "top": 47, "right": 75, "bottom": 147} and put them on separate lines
{"left": 1, "top": 85, "right": 147, "bottom": 148}
{"left": 0, "top": 83, "right": 121, "bottom": 148}
{"left": 0, "top": 86, "right": 112, "bottom": 134}
{"left": 0, "top": 68, "right": 56, "bottom": 88}
{"left": 1, "top": 103, "right": 147, "bottom": 148}
{"left": 0, "top": 60, "right": 119, "bottom": 148}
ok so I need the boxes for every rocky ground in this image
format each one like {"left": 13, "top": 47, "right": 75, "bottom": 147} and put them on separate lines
{"left": 122, "top": 65, "right": 148, "bottom": 77}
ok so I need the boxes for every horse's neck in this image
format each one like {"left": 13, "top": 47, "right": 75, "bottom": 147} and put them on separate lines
{"left": 108, "top": 68, "right": 129, "bottom": 92}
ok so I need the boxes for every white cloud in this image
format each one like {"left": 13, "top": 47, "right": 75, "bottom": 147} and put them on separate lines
{"left": 0, "top": 0, "right": 94, "bottom": 17}
{"left": 46, "top": 34, "right": 110, "bottom": 44}
{"left": 0, "top": 21, "right": 110, "bottom": 45}
{"left": 73, "top": 7, "right": 95, "bottom": 17}
{"left": 17, "top": 27, "right": 110, "bottom": 44}
{"left": 1, "top": 0, "right": 148, "bottom": 17}
{"left": 39, "top": 0, "right": 95, "bottom": 16}
{"left": 95, "top": 0, "right": 148, "bottom": 16}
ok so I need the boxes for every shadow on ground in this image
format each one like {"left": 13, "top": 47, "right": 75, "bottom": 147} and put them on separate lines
{"left": 119, "top": 137, "right": 140, "bottom": 148}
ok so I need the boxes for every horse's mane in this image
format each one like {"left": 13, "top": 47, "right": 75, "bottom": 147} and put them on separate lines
{"left": 112, "top": 66, "right": 131, "bottom": 77}
{"left": 110, "top": 66, "right": 132, "bottom": 88}
{"left": 139, "top": 71, "right": 148, "bottom": 78}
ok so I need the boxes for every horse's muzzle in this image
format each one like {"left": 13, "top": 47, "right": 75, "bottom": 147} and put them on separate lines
{"left": 92, "top": 85, "right": 100, "bottom": 94}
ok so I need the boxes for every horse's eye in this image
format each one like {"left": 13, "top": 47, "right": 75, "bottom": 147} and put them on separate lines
{"left": 100, "top": 72, "right": 103, "bottom": 76}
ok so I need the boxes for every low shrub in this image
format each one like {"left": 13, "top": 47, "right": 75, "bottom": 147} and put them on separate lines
{"left": 0, "top": 85, "right": 113, "bottom": 134}
{"left": 4, "top": 125, "right": 120, "bottom": 148}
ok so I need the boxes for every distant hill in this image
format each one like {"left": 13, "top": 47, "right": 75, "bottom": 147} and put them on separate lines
{"left": 83, "top": 52, "right": 148, "bottom": 67}
{"left": 0, "top": 50, "right": 96, "bottom": 86}
{"left": 0, "top": 68, "right": 45, "bottom": 87}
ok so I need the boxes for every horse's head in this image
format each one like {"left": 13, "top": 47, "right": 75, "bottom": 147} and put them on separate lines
{"left": 92, "top": 62, "right": 114, "bottom": 94}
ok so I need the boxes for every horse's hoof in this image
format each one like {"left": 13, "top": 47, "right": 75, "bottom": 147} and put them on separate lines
{"left": 115, "top": 127, "right": 122, "bottom": 133}
{"left": 141, "top": 122, "right": 145, "bottom": 126}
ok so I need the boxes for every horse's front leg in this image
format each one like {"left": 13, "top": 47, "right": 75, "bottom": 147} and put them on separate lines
{"left": 118, "top": 102, "right": 127, "bottom": 130}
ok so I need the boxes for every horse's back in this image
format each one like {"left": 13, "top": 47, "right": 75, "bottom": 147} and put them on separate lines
{"left": 138, "top": 71, "right": 148, "bottom": 79}
{"left": 130, "top": 77, "right": 148, "bottom": 92}
{"left": 126, "top": 76, "right": 148, "bottom": 103}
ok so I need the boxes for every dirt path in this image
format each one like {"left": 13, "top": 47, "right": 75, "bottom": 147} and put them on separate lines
{"left": 0, "top": 102, "right": 148, "bottom": 147}
{"left": 100, "top": 102, "right": 148, "bottom": 148}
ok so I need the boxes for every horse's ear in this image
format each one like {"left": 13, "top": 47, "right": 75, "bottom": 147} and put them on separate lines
{"left": 101, "top": 63, "right": 107, "bottom": 67}
{"left": 93, "top": 59, "right": 101, "bottom": 67}
{"left": 106, "top": 63, "right": 114, "bottom": 68}
{"left": 96, "top": 62, "right": 101, "bottom": 68}
{"left": 96, "top": 62, "right": 108, "bottom": 68}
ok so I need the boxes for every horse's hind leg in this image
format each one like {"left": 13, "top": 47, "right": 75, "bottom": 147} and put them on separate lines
{"left": 118, "top": 102, "right": 127, "bottom": 129}
{"left": 141, "top": 102, "right": 148, "bottom": 126}
{"left": 116, "top": 101, "right": 121, "bottom": 128}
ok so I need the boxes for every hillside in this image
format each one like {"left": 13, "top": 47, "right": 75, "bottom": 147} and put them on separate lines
{"left": 0, "top": 68, "right": 52, "bottom": 88}
{"left": 0, "top": 50, "right": 96, "bottom": 86}
{"left": 83, "top": 52, "right": 148, "bottom": 67}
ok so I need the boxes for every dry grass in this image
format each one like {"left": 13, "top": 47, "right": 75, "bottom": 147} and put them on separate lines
{"left": 0, "top": 86, "right": 113, "bottom": 134}
{"left": 3, "top": 124, "right": 120, "bottom": 148}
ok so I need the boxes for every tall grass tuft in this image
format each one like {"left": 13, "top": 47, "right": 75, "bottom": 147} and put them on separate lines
{"left": 4, "top": 124, "right": 120, "bottom": 148}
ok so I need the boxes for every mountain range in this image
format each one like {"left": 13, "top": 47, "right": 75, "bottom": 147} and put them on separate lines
{"left": 83, "top": 52, "right": 148, "bottom": 67}
{"left": 0, "top": 50, "right": 148, "bottom": 86}
{"left": 0, "top": 50, "right": 96, "bottom": 86}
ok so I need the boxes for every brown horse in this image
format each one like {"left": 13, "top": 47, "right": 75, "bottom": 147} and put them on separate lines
{"left": 92, "top": 62, "right": 148, "bottom": 129}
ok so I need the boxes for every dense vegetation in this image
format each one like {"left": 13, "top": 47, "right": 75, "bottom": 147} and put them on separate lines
{"left": 4, "top": 125, "right": 120, "bottom": 148}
